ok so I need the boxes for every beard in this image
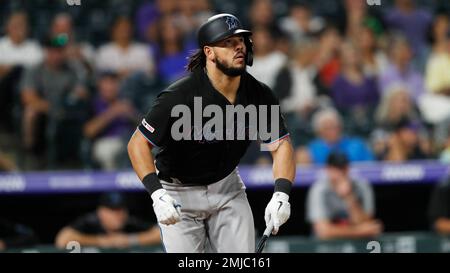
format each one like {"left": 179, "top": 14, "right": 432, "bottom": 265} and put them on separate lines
{"left": 215, "top": 56, "right": 246, "bottom": 77}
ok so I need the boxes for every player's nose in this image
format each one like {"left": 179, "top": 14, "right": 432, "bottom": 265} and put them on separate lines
{"left": 234, "top": 41, "right": 245, "bottom": 55}
{"left": 235, "top": 39, "right": 244, "bottom": 51}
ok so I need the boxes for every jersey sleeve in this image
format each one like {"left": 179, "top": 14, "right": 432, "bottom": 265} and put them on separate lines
{"left": 258, "top": 84, "right": 290, "bottom": 145}
{"left": 137, "top": 90, "right": 182, "bottom": 147}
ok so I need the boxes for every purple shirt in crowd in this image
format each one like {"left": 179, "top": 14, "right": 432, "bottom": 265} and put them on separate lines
{"left": 136, "top": 3, "right": 160, "bottom": 41}
{"left": 330, "top": 74, "right": 379, "bottom": 109}
{"left": 384, "top": 8, "right": 432, "bottom": 54}
{"left": 378, "top": 64, "right": 426, "bottom": 103}
{"left": 93, "top": 97, "right": 133, "bottom": 138}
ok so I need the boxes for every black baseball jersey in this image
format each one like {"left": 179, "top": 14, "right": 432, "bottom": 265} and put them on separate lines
{"left": 137, "top": 68, "right": 289, "bottom": 185}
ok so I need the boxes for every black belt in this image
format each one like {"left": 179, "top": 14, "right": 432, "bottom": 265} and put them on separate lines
{"left": 157, "top": 172, "right": 174, "bottom": 183}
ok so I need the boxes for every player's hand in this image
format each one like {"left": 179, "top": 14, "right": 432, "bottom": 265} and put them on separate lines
{"left": 264, "top": 192, "right": 291, "bottom": 235}
{"left": 151, "top": 189, "right": 182, "bottom": 225}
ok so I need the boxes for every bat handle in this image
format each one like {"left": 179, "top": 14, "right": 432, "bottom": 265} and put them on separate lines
{"left": 263, "top": 221, "right": 274, "bottom": 237}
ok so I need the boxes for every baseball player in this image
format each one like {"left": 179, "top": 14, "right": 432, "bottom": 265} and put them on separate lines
{"left": 127, "top": 13, "right": 295, "bottom": 253}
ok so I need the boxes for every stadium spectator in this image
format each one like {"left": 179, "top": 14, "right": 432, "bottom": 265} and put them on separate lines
{"left": 55, "top": 192, "right": 160, "bottom": 249}
{"left": 357, "top": 25, "right": 388, "bottom": 77}
{"left": 50, "top": 13, "right": 95, "bottom": 75}
{"left": 0, "top": 151, "right": 17, "bottom": 172}
{"left": 278, "top": 2, "right": 324, "bottom": 43}
{"left": 379, "top": 35, "right": 426, "bottom": 105}
{"left": 83, "top": 71, "right": 138, "bottom": 170}
{"left": 382, "top": 117, "right": 432, "bottom": 162}
{"left": 174, "top": 0, "right": 213, "bottom": 37}
{"left": 305, "top": 108, "right": 374, "bottom": 164}
{"left": 331, "top": 40, "right": 379, "bottom": 110}
{"left": 248, "top": 0, "right": 281, "bottom": 36}
{"left": 190, "top": 0, "right": 215, "bottom": 30}
{"left": 440, "top": 136, "right": 450, "bottom": 164}
{"left": 0, "top": 218, "right": 38, "bottom": 251}
{"left": 153, "top": 15, "right": 194, "bottom": 85}
{"left": 343, "top": 0, "right": 370, "bottom": 40}
{"left": 20, "top": 34, "right": 89, "bottom": 169}
{"left": 384, "top": 0, "right": 432, "bottom": 69}
{"left": 0, "top": 11, "right": 43, "bottom": 132}
{"left": 425, "top": 12, "right": 450, "bottom": 96}
{"left": 436, "top": 119, "right": 450, "bottom": 164}
{"left": 375, "top": 83, "right": 423, "bottom": 130}
{"left": 315, "top": 25, "right": 342, "bottom": 95}
{"left": 136, "top": 0, "right": 176, "bottom": 43}
{"left": 428, "top": 175, "right": 450, "bottom": 235}
{"left": 246, "top": 27, "right": 287, "bottom": 89}
{"left": 95, "top": 16, "right": 155, "bottom": 79}
{"left": 0, "top": 11, "right": 43, "bottom": 69}
{"left": 247, "top": 0, "right": 289, "bottom": 54}
{"left": 275, "top": 39, "right": 318, "bottom": 115}
{"left": 306, "top": 152, "right": 383, "bottom": 239}
{"left": 372, "top": 83, "right": 426, "bottom": 160}
{"left": 273, "top": 38, "right": 321, "bottom": 146}
{"left": 419, "top": 12, "right": 450, "bottom": 125}
{"left": 331, "top": 41, "right": 379, "bottom": 137}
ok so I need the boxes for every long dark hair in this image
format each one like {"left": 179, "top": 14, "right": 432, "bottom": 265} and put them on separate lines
{"left": 186, "top": 49, "right": 206, "bottom": 72}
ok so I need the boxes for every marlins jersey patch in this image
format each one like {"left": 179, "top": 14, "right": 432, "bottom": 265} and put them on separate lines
{"left": 142, "top": 119, "right": 155, "bottom": 133}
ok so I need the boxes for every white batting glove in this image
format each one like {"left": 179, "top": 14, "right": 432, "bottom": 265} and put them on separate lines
{"left": 151, "top": 189, "right": 182, "bottom": 225}
{"left": 264, "top": 192, "right": 291, "bottom": 235}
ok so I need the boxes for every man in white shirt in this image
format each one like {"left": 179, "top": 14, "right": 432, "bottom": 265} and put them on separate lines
{"left": 0, "top": 11, "right": 43, "bottom": 132}
{"left": 0, "top": 12, "right": 43, "bottom": 71}
{"left": 95, "top": 16, "right": 155, "bottom": 79}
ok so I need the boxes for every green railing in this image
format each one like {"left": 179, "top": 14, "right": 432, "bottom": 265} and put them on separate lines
{"left": 4, "top": 232, "right": 450, "bottom": 253}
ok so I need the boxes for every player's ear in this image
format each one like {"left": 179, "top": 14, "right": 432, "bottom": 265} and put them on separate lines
{"left": 204, "top": 46, "right": 215, "bottom": 62}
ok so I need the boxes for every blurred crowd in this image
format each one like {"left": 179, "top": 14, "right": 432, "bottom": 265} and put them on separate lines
{"left": 0, "top": 0, "right": 450, "bottom": 172}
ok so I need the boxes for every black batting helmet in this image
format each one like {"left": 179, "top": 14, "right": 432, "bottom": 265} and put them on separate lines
{"left": 197, "top": 13, "right": 253, "bottom": 66}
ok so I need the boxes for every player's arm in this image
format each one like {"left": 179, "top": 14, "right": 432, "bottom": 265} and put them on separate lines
{"left": 127, "top": 129, "right": 181, "bottom": 225}
{"left": 270, "top": 137, "right": 296, "bottom": 183}
{"left": 127, "top": 129, "right": 156, "bottom": 180}
{"left": 128, "top": 90, "right": 183, "bottom": 225}
{"left": 263, "top": 138, "right": 296, "bottom": 235}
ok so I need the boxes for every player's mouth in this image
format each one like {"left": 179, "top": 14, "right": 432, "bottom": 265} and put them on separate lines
{"left": 234, "top": 53, "right": 245, "bottom": 60}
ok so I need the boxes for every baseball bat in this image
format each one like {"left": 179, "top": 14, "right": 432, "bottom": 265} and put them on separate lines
{"left": 256, "top": 221, "right": 274, "bottom": 253}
